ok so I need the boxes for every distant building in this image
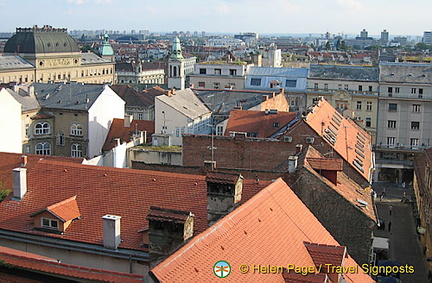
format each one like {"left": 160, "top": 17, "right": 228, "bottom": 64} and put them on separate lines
{"left": 423, "top": 31, "right": 432, "bottom": 45}
{"left": 1, "top": 25, "right": 115, "bottom": 84}
{"left": 115, "top": 60, "right": 165, "bottom": 85}
{"left": 380, "top": 29, "right": 389, "bottom": 46}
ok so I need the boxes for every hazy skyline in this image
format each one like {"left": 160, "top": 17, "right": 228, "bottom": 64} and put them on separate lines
{"left": 1, "top": 0, "right": 431, "bottom": 36}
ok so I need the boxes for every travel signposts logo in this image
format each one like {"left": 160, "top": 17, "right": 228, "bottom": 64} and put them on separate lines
{"left": 213, "top": 260, "right": 231, "bottom": 278}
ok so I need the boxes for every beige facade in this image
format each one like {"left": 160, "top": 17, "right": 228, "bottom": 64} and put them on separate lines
{"left": 1, "top": 26, "right": 115, "bottom": 84}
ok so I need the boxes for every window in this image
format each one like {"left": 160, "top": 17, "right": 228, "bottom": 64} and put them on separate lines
{"left": 285, "top": 79, "right": 297, "bottom": 88}
{"left": 395, "top": 87, "right": 400, "bottom": 93}
{"left": 228, "top": 83, "right": 236, "bottom": 89}
{"left": 25, "top": 124, "right": 30, "bottom": 137}
{"left": 71, "top": 123, "right": 83, "bottom": 136}
{"left": 57, "top": 131, "right": 65, "bottom": 146}
{"left": 229, "top": 69, "right": 237, "bottom": 76}
{"left": 388, "top": 87, "right": 393, "bottom": 93}
{"left": 34, "top": 122, "right": 50, "bottom": 135}
{"left": 411, "top": 88, "right": 416, "bottom": 94}
{"left": 344, "top": 84, "right": 348, "bottom": 90}
{"left": 387, "top": 120, "right": 396, "bottom": 128}
{"left": 42, "top": 218, "right": 59, "bottom": 230}
{"left": 387, "top": 137, "right": 396, "bottom": 147}
{"left": 213, "top": 82, "right": 220, "bottom": 89}
{"left": 324, "top": 83, "right": 329, "bottom": 90}
{"left": 369, "top": 86, "right": 373, "bottom": 92}
{"left": 314, "top": 83, "right": 318, "bottom": 90}
{"left": 419, "top": 88, "right": 424, "bottom": 98}
{"left": 366, "top": 118, "right": 371, "bottom": 128}
{"left": 338, "top": 84, "right": 342, "bottom": 90}
{"left": 356, "top": 101, "right": 362, "bottom": 110}
{"left": 410, "top": 138, "right": 419, "bottom": 148}
{"left": 411, "top": 121, "right": 420, "bottom": 130}
{"left": 250, "top": 78, "right": 261, "bottom": 86}
{"left": 358, "top": 85, "right": 363, "bottom": 91}
{"left": 175, "top": 127, "right": 180, "bottom": 137}
{"left": 199, "top": 68, "right": 206, "bottom": 74}
{"left": 388, "top": 103, "right": 397, "bottom": 111}
{"left": 198, "top": 82, "right": 205, "bottom": 88}
{"left": 366, "top": 102, "right": 372, "bottom": 111}
{"left": 413, "top": 104, "right": 421, "bottom": 112}
{"left": 71, "top": 144, "right": 83, "bottom": 157}
{"left": 214, "top": 69, "right": 221, "bottom": 75}
{"left": 35, "top": 142, "right": 51, "bottom": 155}
{"left": 273, "top": 122, "right": 280, "bottom": 128}
{"left": 216, "top": 125, "right": 224, "bottom": 136}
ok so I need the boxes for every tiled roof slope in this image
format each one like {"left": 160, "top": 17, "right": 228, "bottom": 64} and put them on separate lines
{"left": 0, "top": 154, "right": 268, "bottom": 251}
{"left": 379, "top": 62, "right": 432, "bottom": 83}
{"left": 309, "top": 64, "right": 379, "bottom": 82}
{"left": 102, "top": 118, "right": 155, "bottom": 151}
{"left": 225, "top": 110, "right": 297, "bottom": 138}
{"left": 151, "top": 178, "right": 374, "bottom": 283}
{"left": 0, "top": 246, "right": 143, "bottom": 282}
{"left": 304, "top": 98, "right": 373, "bottom": 182}
{"left": 304, "top": 147, "right": 377, "bottom": 222}
{"left": 111, "top": 85, "right": 163, "bottom": 108}
{"left": 45, "top": 196, "right": 81, "bottom": 222}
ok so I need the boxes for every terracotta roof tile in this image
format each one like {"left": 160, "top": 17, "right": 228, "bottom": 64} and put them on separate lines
{"left": 307, "top": 157, "right": 343, "bottom": 171}
{"left": 225, "top": 110, "right": 296, "bottom": 138}
{"left": 304, "top": 242, "right": 346, "bottom": 267}
{"left": 151, "top": 178, "right": 374, "bottom": 283}
{"left": 45, "top": 195, "right": 81, "bottom": 222}
{"left": 0, "top": 152, "right": 269, "bottom": 252}
{"left": 205, "top": 171, "right": 242, "bottom": 184}
{"left": 147, "top": 206, "right": 192, "bottom": 224}
{"left": 102, "top": 118, "right": 155, "bottom": 151}
{"left": 304, "top": 98, "right": 373, "bottom": 182}
{"left": 0, "top": 246, "right": 143, "bottom": 282}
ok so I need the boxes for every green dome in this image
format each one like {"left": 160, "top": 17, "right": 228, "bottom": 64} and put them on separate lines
{"left": 99, "top": 34, "right": 114, "bottom": 56}
{"left": 170, "top": 37, "right": 183, "bottom": 61}
{"left": 4, "top": 25, "right": 79, "bottom": 54}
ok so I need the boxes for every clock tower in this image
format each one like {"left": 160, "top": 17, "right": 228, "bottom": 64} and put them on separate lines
{"left": 168, "top": 37, "right": 185, "bottom": 90}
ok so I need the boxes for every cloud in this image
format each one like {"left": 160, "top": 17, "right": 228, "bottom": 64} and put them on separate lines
{"left": 216, "top": 2, "right": 230, "bottom": 14}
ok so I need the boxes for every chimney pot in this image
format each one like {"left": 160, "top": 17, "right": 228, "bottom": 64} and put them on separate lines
{"left": 288, "top": 156, "right": 298, "bottom": 173}
{"left": 21, "top": 155, "right": 28, "bottom": 167}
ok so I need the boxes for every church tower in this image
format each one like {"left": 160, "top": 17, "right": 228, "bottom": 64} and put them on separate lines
{"left": 99, "top": 34, "right": 115, "bottom": 62}
{"left": 168, "top": 37, "right": 185, "bottom": 90}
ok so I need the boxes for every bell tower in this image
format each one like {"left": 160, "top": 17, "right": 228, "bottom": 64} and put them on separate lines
{"left": 168, "top": 37, "right": 185, "bottom": 90}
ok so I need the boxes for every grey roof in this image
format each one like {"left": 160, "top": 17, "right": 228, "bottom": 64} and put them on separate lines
{"left": 157, "top": 89, "right": 211, "bottom": 119}
{"left": 309, "top": 64, "right": 379, "bottom": 82}
{"left": 379, "top": 62, "right": 432, "bottom": 83}
{"left": 7, "top": 88, "right": 40, "bottom": 112}
{"left": 4, "top": 27, "right": 79, "bottom": 54}
{"left": 0, "top": 55, "right": 34, "bottom": 70}
{"left": 32, "top": 82, "right": 106, "bottom": 111}
{"left": 247, "top": 66, "right": 309, "bottom": 77}
{"left": 193, "top": 89, "right": 274, "bottom": 116}
{"left": 81, "top": 53, "right": 111, "bottom": 65}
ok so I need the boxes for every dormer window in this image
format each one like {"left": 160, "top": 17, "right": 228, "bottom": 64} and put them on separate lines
{"left": 42, "top": 218, "right": 59, "bottom": 230}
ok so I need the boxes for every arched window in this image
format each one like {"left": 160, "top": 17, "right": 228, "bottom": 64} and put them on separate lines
{"left": 35, "top": 142, "right": 51, "bottom": 155}
{"left": 71, "top": 144, "right": 83, "bottom": 158}
{"left": 70, "top": 123, "right": 83, "bottom": 136}
{"left": 34, "top": 122, "right": 50, "bottom": 135}
{"left": 57, "top": 131, "right": 65, "bottom": 146}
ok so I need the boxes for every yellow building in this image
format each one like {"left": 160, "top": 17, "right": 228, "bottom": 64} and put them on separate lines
{"left": 0, "top": 25, "right": 114, "bottom": 84}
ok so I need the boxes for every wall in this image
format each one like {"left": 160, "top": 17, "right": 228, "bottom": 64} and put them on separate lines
{"left": 0, "top": 89, "right": 23, "bottom": 153}
{"left": 88, "top": 86, "right": 125, "bottom": 158}
{"left": 129, "top": 149, "right": 182, "bottom": 166}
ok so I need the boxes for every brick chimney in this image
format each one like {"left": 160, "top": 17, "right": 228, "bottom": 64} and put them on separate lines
{"left": 147, "top": 206, "right": 194, "bottom": 268}
{"left": 13, "top": 167, "right": 27, "bottom": 200}
{"left": 102, "top": 215, "right": 121, "bottom": 249}
{"left": 206, "top": 172, "right": 243, "bottom": 225}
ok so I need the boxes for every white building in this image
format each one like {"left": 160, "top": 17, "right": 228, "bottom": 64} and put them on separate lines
{"left": 0, "top": 88, "right": 24, "bottom": 153}
{"left": 155, "top": 88, "right": 211, "bottom": 145}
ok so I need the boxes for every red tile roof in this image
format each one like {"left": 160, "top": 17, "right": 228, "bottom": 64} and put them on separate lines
{"left": 150, "top": 178, "right": 374, "bottom": 283}
{"left": 304, "top": 242, "right": 346, "bottom": 267}
{"left": 147, "top": 206, "right": 192, "bottom": 224}
{"left": 0, "top": 246, "right": 143, "bottom": 282}
{"left": 44, "top": 195, "right": 81, "bottom": 222}
{"left": 225, "top": 110, "right": 296, "bottom": 138}
{"left": 0, "top": 153, "right": 269, "bottom": 252}
{"left": 304, "top": 98, "right": 373, "bottom": 182}
{"left": 102, "top": 118, "right": 155, "bottom": 151}
{"left": 307, "top": 157, "right": 343, "bottom": 171}
{"left": 205, "top": 171, "right": 242, "bottom": 184}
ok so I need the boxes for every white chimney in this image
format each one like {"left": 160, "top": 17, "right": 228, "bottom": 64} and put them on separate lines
{"left": 288, "top": 156, "right": 298, "bottom": 173}
{"left": 124, "top": 115, "right": 133, "bottom": 128}
{"left": 102, "top": 215, "right": 121, "bottom": 249}
{"left": 13, "top": 167, "right": 27, "bottom": 200}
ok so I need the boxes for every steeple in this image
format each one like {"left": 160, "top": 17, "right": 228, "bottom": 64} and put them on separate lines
{"left": 170, "top": 37, "right": 184, "bottom": 61}
{"left": 99, "top": 34, "right": 115, "bottom": 62}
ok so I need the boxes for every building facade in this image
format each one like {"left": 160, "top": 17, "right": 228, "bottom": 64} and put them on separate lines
{"left": 1, "top": 25, "right": 115, "bottom": 84}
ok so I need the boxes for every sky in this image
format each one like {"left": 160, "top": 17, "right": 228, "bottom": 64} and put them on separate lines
{"left": 1, "top": 0, "right": 431, "bottom": 37}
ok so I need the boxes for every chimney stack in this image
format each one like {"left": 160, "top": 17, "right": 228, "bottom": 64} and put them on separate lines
{"left": 21, "top": 155, "right": 28, "bottom": 168}
{"left": 102, "top": 215, "right": 121, "bottom": 249}
{"left": 206, "top": 172, "right": 243, "bottom": 225}
{"left": 147, "top": 207, "right": 194, "bottom": 268}
{"left": 288, "top": 156, "right": 298, "bottom": 173}
{"left": 13, "top": 167, "right": 27, "bottom": 200}
{"left": 124, "top": 114, "right": 133, "bottom": 128}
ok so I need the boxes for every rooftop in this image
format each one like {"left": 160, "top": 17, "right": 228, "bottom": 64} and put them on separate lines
{"left": 309, "top": 64, "right": 379, "bottom": 82}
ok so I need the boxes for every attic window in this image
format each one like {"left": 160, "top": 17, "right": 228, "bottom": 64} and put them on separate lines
{"left": 273, "top": 122, "right": 280, "bottom": 127}
{"left": 356, "top": 199, "right": 368, "bottom": 207}
{"left": 42, "top": 218, "right": 59, "bottom": 230}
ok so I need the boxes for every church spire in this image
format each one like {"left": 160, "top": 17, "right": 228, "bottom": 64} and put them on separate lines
{"left": 170, "top": 37, "right": 184, "bottom": 61}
